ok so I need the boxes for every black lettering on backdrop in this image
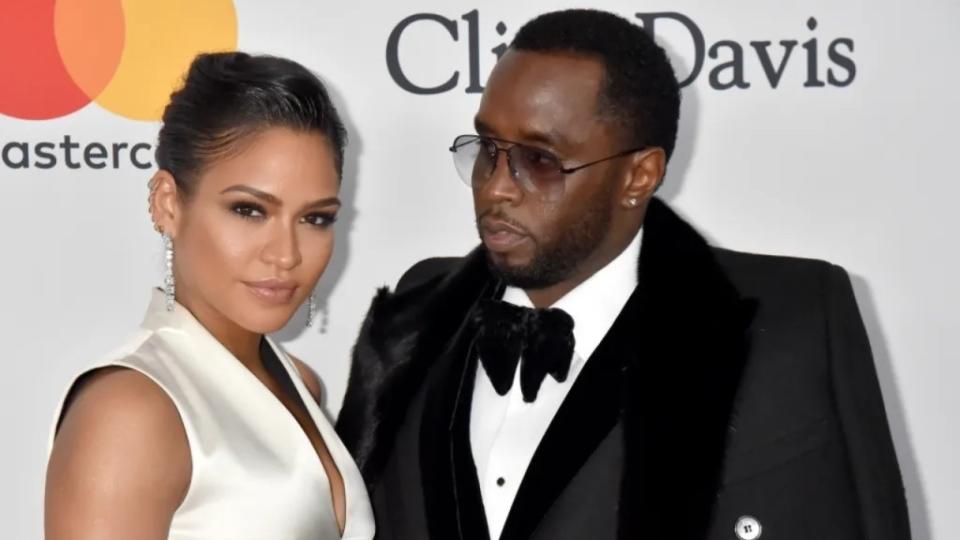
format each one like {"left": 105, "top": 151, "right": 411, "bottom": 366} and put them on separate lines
{"left": 2, "top": 142, "right": 29, "bottom": 169}
{"left": 60, "top": 135, "right": 81, "bottom": 169}
{"left": 130, "top": 143, "right": 152, "bottom": 169}
{"left": 750, "top": 41, "right": 797, "bottom": 89}
{"left": 385, "top": 10, "right": 858, "bottom": 94}
{"left": 709, "top": 41, "right": 750, "bottom": 89}
{"left": 0, "top": 137, "right": 155, "bottom": 171}
{"left": 828, "top": 38, "right": 855, "bottom": 86}
{"left": 462, "top": 10, "right": 483, "bottom": 93}
{"left": 386, "top": 13, "right": 460, "bottom": 94}
{"left": 384, "top": 11, "right": 510, "bottom": 95}
{"left": 35, "top": 142, "right": 56, "bottom": 169}
{"left": 492, "top": 21, "right": 509, "bottom": 61}
{"left": 112, "top": 143, "right": 129, "bottom": 169}
{"left": 84, "top": 142, "right": 108, "bottom": 169}
{"left": 803, "top": 18, "right": 826, "bottom": 87}
{"left": 635, "top": 12, "right": 705, "bottom": 88}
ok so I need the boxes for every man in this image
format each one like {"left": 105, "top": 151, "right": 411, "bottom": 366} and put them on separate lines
{"left": 337, "top": 9, "right": 910, "bottom": 540}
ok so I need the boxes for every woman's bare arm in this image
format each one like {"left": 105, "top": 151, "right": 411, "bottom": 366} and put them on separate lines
{"left": 45, "top": 367, "right": 191, "bottom": 540}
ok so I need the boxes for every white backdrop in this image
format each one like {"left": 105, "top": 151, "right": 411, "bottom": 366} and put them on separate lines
{"left": 1, "top": 1, "right": 957, "bottom": 539}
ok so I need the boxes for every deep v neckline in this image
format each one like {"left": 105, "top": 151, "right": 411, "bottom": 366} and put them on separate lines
{"left": 244, "top": 338, "right": 347, "bottom": 535}
{"left": 166, "top": 307, "right": 349, "bottom": 536}
{"left": 258, "top": 339, "right": 348, "bottom": 533}
{"left": 132, "top": 289, "right": 372, "bottom": 538}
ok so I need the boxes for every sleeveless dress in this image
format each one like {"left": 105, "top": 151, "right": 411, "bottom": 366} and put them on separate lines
{"left": 49, "top": 289, "right": 375, "bottom": 540}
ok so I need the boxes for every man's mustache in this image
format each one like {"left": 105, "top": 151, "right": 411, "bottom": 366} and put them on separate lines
{"left": 476, "top": 208, "right": 530, "bottom": 236}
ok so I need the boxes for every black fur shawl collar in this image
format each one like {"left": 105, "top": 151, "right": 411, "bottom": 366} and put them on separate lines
{"left": 337, "top": 197, "right": 755, "bottom": 540}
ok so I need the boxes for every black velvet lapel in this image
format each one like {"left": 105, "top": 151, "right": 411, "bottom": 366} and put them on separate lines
{"left": 419, "top": 284, "right": 497, "bottom": 540}
{"left": 616, "top": 198, "right": 756, "bottom": 539}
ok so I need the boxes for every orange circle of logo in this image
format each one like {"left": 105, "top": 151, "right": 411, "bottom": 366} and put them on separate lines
{"left": 0, "top": 0, "right": 237, "bottom": 121}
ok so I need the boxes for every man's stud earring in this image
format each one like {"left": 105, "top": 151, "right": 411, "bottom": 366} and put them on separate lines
{"left": 626, "top": 197, "right": 639, "bottom": 208}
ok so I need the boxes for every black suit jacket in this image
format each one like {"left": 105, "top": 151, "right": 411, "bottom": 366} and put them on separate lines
{"left": 337, "top": 198, "right": 910, "bottom": 540}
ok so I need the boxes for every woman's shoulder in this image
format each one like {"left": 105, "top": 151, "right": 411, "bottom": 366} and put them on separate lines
{"left": 50, "top": 328, "right": 180, "bottom": 428}
{"left": 49, "top": 327, "right": 193, "bottom": 469}
{"left": 56, "top": 366, "right": 187, "bottom": 443}
{"left": 51, "top": 356, "right": 191, "bottom": 471}
{"left": 46, "top": 366, "right": 192, "bottom": 534}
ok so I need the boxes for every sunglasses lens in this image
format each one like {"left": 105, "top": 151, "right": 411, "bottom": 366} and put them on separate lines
{"left": 510, "top": 145, "right": 565, "bottom": 201}
{"left": 451, "top": 136, "right": 493, "bottom": 188}
{"left": 449, "top": 136, "right": 566, "bottom": 201}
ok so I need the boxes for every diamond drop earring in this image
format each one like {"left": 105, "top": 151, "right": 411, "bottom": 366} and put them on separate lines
{"left": 162, "top": 233, "right": 175, "bottom": 311}
{"left": 305, "top": 293, "right": 317, "bottom": 328}
{"left": 319, "top": 304, "right": 329, "bottom": 334}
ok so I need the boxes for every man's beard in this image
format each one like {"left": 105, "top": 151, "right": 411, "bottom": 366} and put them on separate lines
{"left": 483, "top": 198, "right": 613, "bottom": 290}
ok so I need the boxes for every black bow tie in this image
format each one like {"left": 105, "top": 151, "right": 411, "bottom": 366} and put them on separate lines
{"left": 471, "top": 298, "right": 576, "bottom": 402}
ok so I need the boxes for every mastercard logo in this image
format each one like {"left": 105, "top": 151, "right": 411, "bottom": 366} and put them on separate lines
{"left": 0, "top": 0, "right": 237, "bottom": 121}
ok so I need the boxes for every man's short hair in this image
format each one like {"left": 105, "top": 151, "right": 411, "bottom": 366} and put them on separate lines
{"left": 512, "top": 9, "right": 681, "bottom": 160}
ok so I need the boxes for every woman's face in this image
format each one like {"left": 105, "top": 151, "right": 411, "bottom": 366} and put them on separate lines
{"left": 154, "top": 127, "right": 341, "bottom": 334}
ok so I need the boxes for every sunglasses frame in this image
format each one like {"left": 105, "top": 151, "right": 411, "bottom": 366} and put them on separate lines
{"left": 449, "top": 134, "right": 646, "bottom": 199}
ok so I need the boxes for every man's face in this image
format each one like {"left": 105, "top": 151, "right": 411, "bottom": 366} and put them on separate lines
{"left": 474, "top": 49, "right": 626, "bottom": 289}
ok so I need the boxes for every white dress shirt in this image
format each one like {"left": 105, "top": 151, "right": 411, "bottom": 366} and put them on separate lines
{"left": 470, "top": 229, "right": 643, "bottom": 539}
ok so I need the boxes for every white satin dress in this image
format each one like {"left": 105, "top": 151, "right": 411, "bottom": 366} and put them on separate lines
{"left": 49, "top": 290, "right": 375, "bottom": 540}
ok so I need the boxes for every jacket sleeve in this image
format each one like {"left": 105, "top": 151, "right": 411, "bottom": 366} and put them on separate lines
{"left": 826, "top": 264, "right": 912, "bottom": 540}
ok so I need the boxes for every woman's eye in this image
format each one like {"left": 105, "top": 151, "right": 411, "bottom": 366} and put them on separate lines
{"left": 301, "top": 212, "right": 337, "bottom": 228}
{"left": 231, "top": 202, "right": 266, "bottom": 219}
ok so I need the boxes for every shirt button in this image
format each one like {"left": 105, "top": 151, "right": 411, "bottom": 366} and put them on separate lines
{"left": 496, "top": 477, "right": 506, "bottom": 487}
{"left": 735, "top": 515, "right": 762, "bottom": 540}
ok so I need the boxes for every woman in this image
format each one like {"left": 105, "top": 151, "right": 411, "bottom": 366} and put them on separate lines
{"left": 45, "top": 52, "right": 374, "bottom": 540}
